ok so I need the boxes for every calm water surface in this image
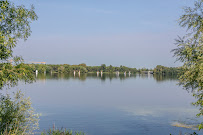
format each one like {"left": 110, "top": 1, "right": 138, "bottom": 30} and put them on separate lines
{"left": 12, "top": 73, "right": 203, "bottom": 135}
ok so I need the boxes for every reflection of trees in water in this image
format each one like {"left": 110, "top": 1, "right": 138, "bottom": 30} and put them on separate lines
{"left": 36, "top": 73, "right": 178, "bottom": 82}
{"left": 138, "top": 73, "right": 153, "bottom": 79}
{"left": 36, "top": 73, "right": 88, "bottom": 81}
{"left": 153, "top": 74, "right": 178, "bottom": 82}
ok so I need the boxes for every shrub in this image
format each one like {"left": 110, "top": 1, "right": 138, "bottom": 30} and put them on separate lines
{"left": 0, "top": 91, "right": 39, "bottom": 134}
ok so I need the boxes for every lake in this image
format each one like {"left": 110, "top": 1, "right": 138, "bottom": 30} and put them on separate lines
{"left": 10, "top": 73, "right": 203, "bottom": 135}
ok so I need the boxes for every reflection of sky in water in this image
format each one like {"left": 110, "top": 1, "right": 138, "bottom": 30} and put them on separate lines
{"left": 6, "top": 74, "right": 203, "bottom": 135}
{"left": 119, "top": 106, "right": 198, "bottom": 118}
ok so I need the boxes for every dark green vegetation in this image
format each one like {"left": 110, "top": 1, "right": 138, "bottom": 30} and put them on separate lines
{"left": 172, "top": 0, "right": 203, "bottom": 130}
{"left": 153, "top": 65, "right": 183, "bottom": 75}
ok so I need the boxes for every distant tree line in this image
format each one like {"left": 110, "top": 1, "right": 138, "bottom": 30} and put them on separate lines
{"left": 86, "top": 64, "right": 138, "bottom": 73}
{"left": 153, "top": 65, "right": 183, "bottom": 75}
{"left": 25, "top": 63, "right": 183, "bottom": 75}
{"left": 26, "top": 63, "right": 138, "bottom": 74}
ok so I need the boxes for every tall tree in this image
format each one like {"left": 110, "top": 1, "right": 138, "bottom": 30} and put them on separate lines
{"left": 101, "top": 64, "right": 106, "bottom": 72}
{"left": 0, "top": 1, "right": 39, "bottom": 134}
{"left": 173, "top": 0, "right": 203, "bottom": 129}
{"left": 0, "top": 0, "right": 38, "bottom": 88}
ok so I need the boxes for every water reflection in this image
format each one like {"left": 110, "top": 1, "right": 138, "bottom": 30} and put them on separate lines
{"left": 153, "top": 74, "right": 178, "bottom": 82}
{"left": 9, "top": 73, "right": 203, "bottom": 135}
{"left": 36, "top": 73, "right": 178, "bottom": 82}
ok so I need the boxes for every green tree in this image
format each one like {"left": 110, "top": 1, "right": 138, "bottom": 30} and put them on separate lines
{"left": 119, "top": 65, "right": 124, "bottom": 72}
{"left": 108, "top": 65, "right": 114, "bottom": 72}
{"left": 63, "top": 64, "right": 71, "bottom": 73}
{"left": 0, "top": 0, "right": 39, "bottom": 134}
{"left": 79, "top": 63, "right": 87, "bottom": 68}
{"left": 0, "top": 91, "right": 39, "bottom": 134}
{"left": 101, "top": 64, "right": 106, "bottom": 72}
{"left": 0, "top": 0, "right": 38, "bottom": 88}
{"left": 0, "top": 0, "right": 38, "bottom": 60}
{"left": 173, "top": 0, "right": 203, "bottom": 130}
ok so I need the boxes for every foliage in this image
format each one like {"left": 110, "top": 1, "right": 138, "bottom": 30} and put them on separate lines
{"left": 0, "top": 58, "right": 35, "bottom": 89}
{"left": 0, "top": 91, "right": 39, "bottom": 134}
{"left": 153, "top": 65, "right": 183, "bottom": 75}
{"left": 100, "top": 64, "right": 106, "bottom": 72}
{"left": 41, "top": 127, "right": 85, "bottom": 135}
{"left": 0, "top": 0, "right": 37, "bottom": 89}
{"left": 32, "top": 64, "right": 138, "bottom": 74}
{"left": 0, "top": 0, "right": 39, "bottom": 134}
{"left": 0, "top": 0, "right": 38, "bottom": 60}
{"left": 25, "top": 63, "right": 186, "bottom": 76}
{"left": 173, "top": 0, "right": 203, "bottom": 130}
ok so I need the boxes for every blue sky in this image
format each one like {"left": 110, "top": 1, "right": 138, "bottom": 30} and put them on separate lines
{"left": 13, "top": 0, "right": 194, "bottom": 68}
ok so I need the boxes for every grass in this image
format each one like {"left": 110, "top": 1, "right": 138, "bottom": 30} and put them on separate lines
{"left": 40, "top": 126, "right": 85, "bottom": 135}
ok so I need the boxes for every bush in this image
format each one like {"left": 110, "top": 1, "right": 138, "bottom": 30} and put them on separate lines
{"left": 0, "top": 91, "right": 39, "bottom": 134}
